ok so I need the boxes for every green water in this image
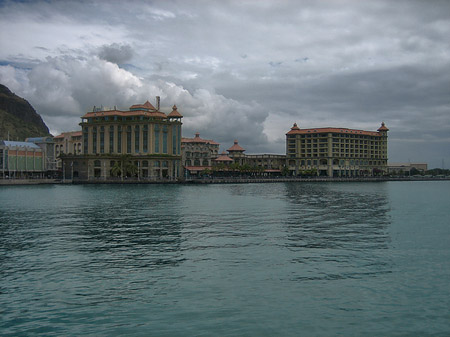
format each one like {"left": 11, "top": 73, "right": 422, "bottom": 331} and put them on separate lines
{"left": 1, "top": 181, "right": 449, "bottom": 336}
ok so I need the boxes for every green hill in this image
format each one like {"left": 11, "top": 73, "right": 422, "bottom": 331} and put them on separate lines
{"left": 0, "top": 83, "right": 51, "bottom": 141}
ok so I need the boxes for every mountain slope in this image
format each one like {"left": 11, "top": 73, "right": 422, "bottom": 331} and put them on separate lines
{"left": 0, "top": 83, "right": 51, "bottom": 140}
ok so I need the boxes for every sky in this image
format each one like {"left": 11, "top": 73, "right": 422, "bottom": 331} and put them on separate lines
{"left": 0, "top": 0, "right": 449, "bottom": 168}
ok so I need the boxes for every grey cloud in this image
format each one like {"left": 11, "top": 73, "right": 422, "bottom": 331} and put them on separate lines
{"left": 98, "top": 43, "right": 134, "bottom": 65}
{"left": 1, "top": 0, "right": 450, "bottom": 167}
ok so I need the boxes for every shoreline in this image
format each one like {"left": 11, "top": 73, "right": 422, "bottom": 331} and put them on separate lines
{"left": 1, "top": 176, "right": 449, "bottom": 186}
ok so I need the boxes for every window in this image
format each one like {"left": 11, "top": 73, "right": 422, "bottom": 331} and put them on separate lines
{"left": 135, "top": 125, "right": 140, "bottom": 153}
{"left": 143, "top": 125, "right": 148, "bottom": 153}
{"left": 92, "top": 127, "right": 97, "bottom": 154}
{"left": 172, "top": 125, "right": 177, "bottom": 155}
{"left": 100, "top": 126, "right": 104, "bottom": 154}
{"left": 117, "top": 126, "right": 122, "bottom": 153}
{"left": 162, "top": 125, "right": 168, "bottom": 154}
{"left": 127, "top": 126, "right": 131, "bottom": 154}
{"left": 154, "top": 125, "right": 160, "bottom": 153}
{"left": 109, "top": 126, "right": 114, "bottom": 153}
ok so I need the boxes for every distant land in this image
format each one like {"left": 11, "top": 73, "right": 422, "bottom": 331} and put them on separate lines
{"left": 0, "top": 83, "right": 51, "bottom": 141}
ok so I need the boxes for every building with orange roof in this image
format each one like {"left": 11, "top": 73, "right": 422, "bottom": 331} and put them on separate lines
{"left": 181, "top": 132, "right": 220, "bottom": 176}
{"left": 220, "top": 140, "right": 286, "bottom": 175}
{"left": 227, "top": 140, "right": 246, "bottom": 166}
{"left": 60, "top": 97, "right": 183, "bottom": 181}
{"left": 286, "top": 122, "right": 389, "bottom": 177}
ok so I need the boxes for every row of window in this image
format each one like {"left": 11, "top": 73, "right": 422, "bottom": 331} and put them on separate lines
{"left": 83, "top": 124, "right": 179, "bottom": 155}
{"left": 292, "top": 159, "right": 385, "bottom": 166}
{"left": 89, "top": 160, "right": 170, "bottom": 168}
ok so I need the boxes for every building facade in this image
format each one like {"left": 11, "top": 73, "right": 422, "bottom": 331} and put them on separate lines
{"left": 286, "top": 122, "right": 389, "bottom": 177}
{"left": 216, "top": 140, "right": 286, "bottom": 175}
{"left": 0, "top": 140, "right": 45, "bottom": 178}
{"left": 388, "top": 162, "right": 428, "bottom": 175}
{"left": 182, "top": 132, "right": 219, "bottom": 176}
{"left": 54, "top": 131, "right": 83, "bottom": 156}
{"left": 26, "top": 136, "right": 57, "bottom": 173}
{"left": 61, "top": 99, "right": 183, "bottom": 181}
{"left": 245, "top": 154, "right": 286, "bottom": 174}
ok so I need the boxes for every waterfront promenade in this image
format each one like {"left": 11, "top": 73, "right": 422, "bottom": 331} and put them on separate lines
{"left": 1, "top": 176, "right": 449, "bottom": 185}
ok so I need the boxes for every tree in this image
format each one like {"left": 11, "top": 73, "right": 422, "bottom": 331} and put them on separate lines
{"left": 281, "top": 166, "right": 290, "bottom": 176}
{"left": 125, "top": 161, "right": 138, "bottom": 177}
{"left": 110, "top": 162, "right": 122, "bottom": 177}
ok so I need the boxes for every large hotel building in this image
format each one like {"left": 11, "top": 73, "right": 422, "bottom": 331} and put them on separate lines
{"left": 286, "top": 122, "right": 389, "bottom": 177}
{"left": 61, "top": 98, "right": 183, "bottom": 180}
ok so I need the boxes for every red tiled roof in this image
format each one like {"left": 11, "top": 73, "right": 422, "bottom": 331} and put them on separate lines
{"left": 214, "top": 152, "right": 233, "bottom": 162}
{"left": 185, "top": 166, "right": 212, "bottom": 171}
{"left": 227, "top": 140, "right": 245, "bottom": 152}
{"left": 130, "top": 100, "right": 156, "bottom": 111}
{"left": 182, "top": 132, "right": 219, "bottom": 145}
{"left": 54, "top": 131, "right": 82, "bottom": 138}
{"left": 82, "top": 109, "right": 167, "bottom": 119}
{"left": 168, "top": 105, "right": 183, "bottom": 118}
{"left": 286, "top": 123, "right": 382, "bottom": 137}
{"left": 377, "top": 122, "right": 389, "bottom": 132}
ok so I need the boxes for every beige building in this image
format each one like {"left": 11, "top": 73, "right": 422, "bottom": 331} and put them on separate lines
{"left": 218, "top": 140, "right": 286, "bottom": 175}
{"left": 388, "top": 163, "right": 428, "bottom": 174}
{"left": 61, "top": 99, "right": 183, "bottom": 181}
{"left": 182, "top": 132, "right": 219, "bottom": 175}
{"left": 286, "top": 122, "right": 389, "bottom": 177}
{"left": 54, "top": 131, "right": 82, "bottom": 169}
{"left": 245, "top": 154, "right": 286, "bottom": 174}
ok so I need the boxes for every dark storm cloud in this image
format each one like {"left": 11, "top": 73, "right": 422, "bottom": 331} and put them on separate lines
{"left": 98, "top": 43, "right": 134, "bottom": 65}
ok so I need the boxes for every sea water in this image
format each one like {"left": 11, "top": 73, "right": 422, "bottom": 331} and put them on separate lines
{"left": 0, "top": 181, "right": 449, "bottom": 336}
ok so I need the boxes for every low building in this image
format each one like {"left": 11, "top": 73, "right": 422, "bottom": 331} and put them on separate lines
{"left": 286, "top": 122, "right": 389, "bottom": 177}
{"left": 218, "top": 140, "right": 287, "bottom": 176}
{"left": 0, "top": 140, "right": 45, "bottom": 178}
{"left": 61, "top": 98, "right": 183, "bottom": 181}
{"left": 244, "top": 154, "right": 286, "bottom": 174}
{"left": 388, "top": 163, "right": 428, "bottom": 175}
{"left": 26, "top": 136, "right": 57, "bottom": 173}
{"left": 227, "top": 140, "right": 246, "bottom": 166}
{"left": 182, "top": 132, "right": 219, "bottom": 176}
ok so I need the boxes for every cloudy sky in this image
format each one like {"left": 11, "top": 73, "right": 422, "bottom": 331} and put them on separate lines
{"left": 1, "top": 0, "right": 449, "bottom": 168}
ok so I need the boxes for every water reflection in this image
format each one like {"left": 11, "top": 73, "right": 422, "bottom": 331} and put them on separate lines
{"left": 67, "top": 185, "right": 185, "bottom": 271}
{"left": 282, "top": 182, "right": 392, "bottom": 280}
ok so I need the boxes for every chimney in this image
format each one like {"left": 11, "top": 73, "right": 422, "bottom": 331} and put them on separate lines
{"left": 156, "top": 96, "right": 160, "bottom": 110}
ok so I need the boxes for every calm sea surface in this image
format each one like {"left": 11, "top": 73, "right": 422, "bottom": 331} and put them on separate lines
{"left": 1, "top": 181, "right": 449, "bottom": 336}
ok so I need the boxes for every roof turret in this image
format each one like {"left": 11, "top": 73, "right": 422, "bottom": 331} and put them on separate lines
{"left": 168, "top": 104, "right": 183, "bottom": 118}
{"left": 227, "top": 140, "right": 245, "bottom": 152}
{"left": 377, "top": 122, "right": 389, "bottom": 132}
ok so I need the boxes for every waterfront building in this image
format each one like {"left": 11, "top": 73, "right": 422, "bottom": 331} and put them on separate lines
{"left": 227, "top": 140, "right": 246, "bottom": 165}
{"left": 220, "top": 140, "right": 286, "bottom": 176}
{"left": 26, "top": 136, "right": 57, "bottom": 173}
{"left": 286, "top": 122, "right": 389, "bottom": 177}
{"left": 213, "top": 151, "right": 234, "bottom": 167}
{"left": 388, "top": 162, "right": 428, "bottom": 175}
{"left": 54, "top": 131, "right": 83, "bottom": 157}
{"left": 61, "top": 98, "right": 183, "bottom": 181}
{"left": 182, "top": 132, "right": 219, "bottom": 176}
{"left": 0, "top": 140, "right": 45, "bottom": 178}
{"left": 244, "top": 154, "right": 286, "bottom": 174}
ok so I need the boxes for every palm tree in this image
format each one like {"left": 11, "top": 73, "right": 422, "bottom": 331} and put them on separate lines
{"left": 110, "top": 162, "right": 122, "bottom": 178}
{"left": 125, "top": 161, "right": 138, "bottom": 177}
